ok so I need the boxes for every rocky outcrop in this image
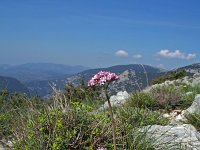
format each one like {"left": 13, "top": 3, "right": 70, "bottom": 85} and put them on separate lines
{"left": 141, "top": 124, "right": 200, "bottom": 150}
{"left": 162, "top": 95, "right": 200, "bottom": 125}
{"left": 144, "top": 73, "right": 200, "bottom": 93}
{"left": 143, "top": 94, "right": 200, "bottom": 149}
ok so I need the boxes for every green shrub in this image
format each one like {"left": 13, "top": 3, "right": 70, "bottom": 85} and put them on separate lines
{"left": 185, "top": 113, "right": 200, "bottom": 131}
{"left": 0, "top": 91, "right": 45, "bottom": 140}
{"left": 11, "top": 88, "right": 162, "bottom": 149}
{"left": 150, "top": 85, "right": 183, "bottom": 110}
{"left": 0, "top": 112, "right": 12, "bottom": 138}
{"left": 123, "top": 129, "right": 155, "bottom": 150}
{"left": 117, "top": 107, "right": 169, "bottom": 129}
{"left": 178, "top": 84, "right": 200, "bottom": 109}
{"left": 126, "top": 92, "right": 156, "bottom": 109}
{"left": 50, "top": 81, "right": 104, "bottom": 110}
{"left": 179, "top": 94, "right": 195, "bottom": 109}
{"left": 13, "top": 101, "right": 112, "bottom": 150}
{"left": 181, "top": 84, "right": 200, "bottom": 94}
{"left": 63, "top": 81, "right": 102, "bottom": 103}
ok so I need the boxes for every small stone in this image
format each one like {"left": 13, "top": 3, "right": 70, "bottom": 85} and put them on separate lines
{"left": 163, "top": 113, "right": 170, "bottom": 118}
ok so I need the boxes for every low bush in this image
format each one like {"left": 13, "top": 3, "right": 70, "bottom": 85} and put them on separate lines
{"left": 125, "top": 92, "right": 156, "bottom": 109}
{"left": 0, "top": 112, "right": 12, "bottom": 138}
{"left": 63, "top": 80, "right": 102, "bottom": 103}
{"left": 13, "top": 101, "right": 112, "bottom": 150}
{"left": 121, "top": 129, "right": 155, "bottom": 150}
{"left": 0, "top": 91, "right": 45, "bottom": 140}
{"left": 185, "top": 113, "right": 200, "bottom": 131}
{"left": 179, "top": 94, "right": 195, "bottom": 109}
{"left": 178, "top": 84, "right": 200, "bottom": 109}
{"left": 117, "top": 107, "right": 169, "bottom": 129}
{"left": 150, "top": 85, "right": 183, "bottom": 110}
{"left": 50, "top": 81, "right": 104, "bottom": 110}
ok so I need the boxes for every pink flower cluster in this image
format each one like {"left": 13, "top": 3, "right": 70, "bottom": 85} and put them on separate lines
{"left": 88, "top": 71, "right": 119, "bottom": 87}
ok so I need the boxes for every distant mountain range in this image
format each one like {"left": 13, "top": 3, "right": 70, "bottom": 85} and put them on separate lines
{"left": 0, "top": 63, "right": 89, "bottom": 82}
{"left": 0, "top": 63, "right": 200, "bottom": 97}
{"left": 25, "top": 64, "right": 165, "bottom": 96}
{"left": 0, "top": 76, "right": 29, "bottom": 94}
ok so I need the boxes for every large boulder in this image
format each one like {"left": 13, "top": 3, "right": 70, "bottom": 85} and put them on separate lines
{"left": 101, "top": 91, "right": 129, "bottom": 109}
{"left": 141, "top": 124, "right": 200, "bottom": 150}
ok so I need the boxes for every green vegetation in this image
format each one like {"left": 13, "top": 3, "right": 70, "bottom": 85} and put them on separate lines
{"left": 62, "top": 81, "right": 103, "bottom": 107}
{"left": 150, "top": 85, "right": 183, "bottom": 110}
{"left": 13, "top": 102, "right": 112, "bottom": 150}
{"left": 1, "top": 79, "right": 200, "bottom": 149}
{"left": 183, "top": 85, "right": 200, "bottom": 131}
{"left": 178, "top": 85, "right": 198, "bottom": 109}
{"left": 185, "top": 113, "right": 200, "bottom": 131}
{"left": 125, "top": 92, "right": 156, "bottom": 109}
{"left": 151, "top": 69, "right": 187, "bottom": 85}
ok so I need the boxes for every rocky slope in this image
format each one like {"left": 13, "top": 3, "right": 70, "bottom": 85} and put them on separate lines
{"left": 25, "top": 64, "right": 164, "bottom": 96}
{"left": 1, "top": 63, "right": 200, "bottom": 97}
{"left": 178, "top": 63, "right": 200, "bottom": 75}
{"left": 102, "top": 75, "right": 200, "bottom": 150}
{"left": 24, "top": 63, "right": 200, "bottom": 97}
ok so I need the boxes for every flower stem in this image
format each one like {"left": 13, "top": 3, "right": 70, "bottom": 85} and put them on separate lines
{"left": 104, "top": 85, "right": 117, "bottom": 150}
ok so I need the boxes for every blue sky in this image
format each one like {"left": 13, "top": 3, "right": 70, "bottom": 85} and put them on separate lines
{"left": 0, "top": 0, "right": 200, "bottom": 69}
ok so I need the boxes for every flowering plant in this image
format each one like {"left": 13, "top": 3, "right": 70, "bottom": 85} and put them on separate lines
{"left": 88, "top": 71, "right": 119, "bottom": 150}
{"left": 88, "top": 71, "right": 119, "bottom": 87}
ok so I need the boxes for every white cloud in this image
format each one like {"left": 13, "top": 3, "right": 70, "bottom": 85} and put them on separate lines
{"left": 157, "top": 64, "right": 165, "bottom": 69}
{"left": 157, "top": 49, "right": 196, "bottom": 60}
{"left": 133, "top": 54, "right": 143, "bottom": 59}
{"left": 185, "top": 53, "right": 196, "bottom": 60}
{"left": 115, "top": 50, "right": 128, "bottom": 57}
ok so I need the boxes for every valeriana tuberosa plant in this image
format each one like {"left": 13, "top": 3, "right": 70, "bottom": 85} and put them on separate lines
{"left": 88, "top": 71, "right": 119, "bottom": 150}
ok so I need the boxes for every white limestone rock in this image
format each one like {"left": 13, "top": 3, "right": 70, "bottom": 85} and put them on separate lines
{"left": 141, "top": 124, "right": 200, "bottom": 150}
{"left": 101, "top": 91, "right": 130, "bottom": 109}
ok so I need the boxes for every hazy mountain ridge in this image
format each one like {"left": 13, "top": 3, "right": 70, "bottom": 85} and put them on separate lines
{"left": 25, "top": 78, "right": 67, "bottom": 97}
{"left": 0, "top": 63, "right": 89, "bottom": 82}
{"left": 0, "top": 76, "right": 29, "bottom": 93}
{"left": 33, "top": 63, "right": 200, "bottom": 96}
{"left": 66, "top": 64, "right": 165, "bottom": 94}
{"left": 24, "top": 64, "right": 164, "bottom": 96}
{"left": 1, "top": 63, "right": 200, "bottom": 97}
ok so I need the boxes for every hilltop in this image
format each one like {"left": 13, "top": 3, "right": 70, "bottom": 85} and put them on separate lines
{"left": 25, "top": 64, "right": 165, "bottom": 96}
{"left": 1, "top": 63, "right": 200, "bottom": 97}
